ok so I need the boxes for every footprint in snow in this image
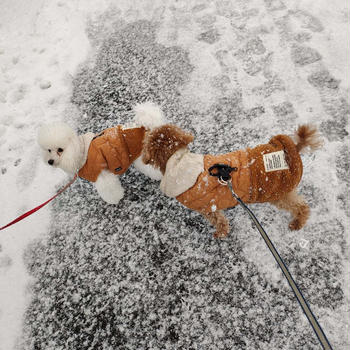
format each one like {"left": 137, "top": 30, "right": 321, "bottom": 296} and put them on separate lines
{"left": 0, "top": 255, "right": 13, "bottom": 269}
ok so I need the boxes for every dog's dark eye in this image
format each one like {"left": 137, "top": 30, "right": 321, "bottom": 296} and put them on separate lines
{"left": 58, "top": 148, "right": 64, "bottom": 153}
{"left": 48, "top": 149, "right": 51, "bottom": 153}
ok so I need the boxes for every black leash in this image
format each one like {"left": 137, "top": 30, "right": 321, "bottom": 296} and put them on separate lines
{"left": 209, "top": 164, "right": 333, "bottom": 350}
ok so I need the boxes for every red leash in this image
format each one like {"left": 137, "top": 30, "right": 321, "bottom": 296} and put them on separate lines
{"left": 0, "top": 174, "right": 78, "bottom": 231}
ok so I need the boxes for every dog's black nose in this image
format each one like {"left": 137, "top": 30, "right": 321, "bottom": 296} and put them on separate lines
{"left": 48, "top": 159, "right": 54, "bottom": 165}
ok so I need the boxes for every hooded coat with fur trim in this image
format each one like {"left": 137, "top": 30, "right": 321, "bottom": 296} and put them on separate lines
{"left": 161, "top": 134, "right": 302, "bottom": 214}
{"left": 78, "top": 126, "right": 145, "bottom": 182}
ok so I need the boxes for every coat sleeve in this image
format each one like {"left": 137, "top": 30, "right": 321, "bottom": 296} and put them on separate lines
{"left": 100, "top": 126, "right": 131, "bottom": 175}
{"left": 100, "top": 142, "right": 124, "bottom": 175}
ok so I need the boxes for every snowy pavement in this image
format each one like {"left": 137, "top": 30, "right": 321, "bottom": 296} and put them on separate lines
{"left": 0, "top": 0, "right": 349, "bottom": 349}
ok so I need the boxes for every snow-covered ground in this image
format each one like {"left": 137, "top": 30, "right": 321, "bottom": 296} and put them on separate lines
{"left": 0, "top": 1, "right": 114, "bottom": 348}
{"left": 0, "top": 0, "right": 349, "bottom": 349}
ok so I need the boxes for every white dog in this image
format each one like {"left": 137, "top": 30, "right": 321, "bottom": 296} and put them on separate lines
{"left": 38, "top": 102, "right": 164, "bottom": 204}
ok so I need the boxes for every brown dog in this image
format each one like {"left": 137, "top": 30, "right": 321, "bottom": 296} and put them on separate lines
{"left": 142, "top": 124, "right": 322, "bottom": 238}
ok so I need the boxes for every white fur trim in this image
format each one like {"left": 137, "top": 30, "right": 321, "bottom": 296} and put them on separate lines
{"left": 133, "top": 102, "right": 165, "bottom": 129}
{"left": 95, "top": 170, "right": 124, "bottom": 204}
{"left": 160, "top": 148, "right": 204, "bottom": 197}
{"left": 133, "top": 157, "right": 163, "bottom": 180}
{"left": 80, "top": 133, "right": 95, "bottom": 167}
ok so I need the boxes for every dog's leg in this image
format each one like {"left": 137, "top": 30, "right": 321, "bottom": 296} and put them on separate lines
{"left": 95, "top": 170, "right": 124, "bottom": 204}
{"left": 133, "top": 156, "right": 163, "bottom": 180}
{"left": 271, "top": 190, "right": 310, "bottom": 230}
{"left": 202, "top": 210, "right": 230, "bottom": 238}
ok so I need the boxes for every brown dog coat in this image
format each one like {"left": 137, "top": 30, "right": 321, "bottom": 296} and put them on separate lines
{"left": 78, "top": 125, "right": 145, "bottom": 182}
{"left": 169, "top": 134, "right": 303, "bottom": 214}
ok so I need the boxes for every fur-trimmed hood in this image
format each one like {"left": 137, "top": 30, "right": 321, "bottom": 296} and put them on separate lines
{"left": 160, "top": 148, "right": 204, "bottom": 197}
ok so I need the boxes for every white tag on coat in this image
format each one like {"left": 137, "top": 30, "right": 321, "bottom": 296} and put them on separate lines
{"left": 263, "top": 150, "right": 289, "bottom": 172}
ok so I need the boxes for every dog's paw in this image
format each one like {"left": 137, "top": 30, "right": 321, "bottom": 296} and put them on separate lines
{"left": 213, "top": 229, "right": 228, "bottom": 239}
{"left": 213, "top": 215, "right": 230, "bottom": 238}
{"left": 289, "top": 219, "right": 303, "bottom": 230}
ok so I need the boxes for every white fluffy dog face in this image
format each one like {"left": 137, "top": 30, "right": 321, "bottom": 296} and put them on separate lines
{"left": 38, "top": 122, "right": 83, "bottom": 174}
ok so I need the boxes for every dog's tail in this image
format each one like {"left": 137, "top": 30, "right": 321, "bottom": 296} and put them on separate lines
{"left": 134, "top": 102, "right": 166, "bottom": 129}
{"left": 294, "top": 124, "right": 323, "bottom": 153}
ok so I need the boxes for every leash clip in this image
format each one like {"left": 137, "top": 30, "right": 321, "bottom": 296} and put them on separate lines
{"left": 218, "top": 177, "right": 228, "bottom": 186}
{"left": 208, "top": 163, "right": 237, "bottom": 183}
